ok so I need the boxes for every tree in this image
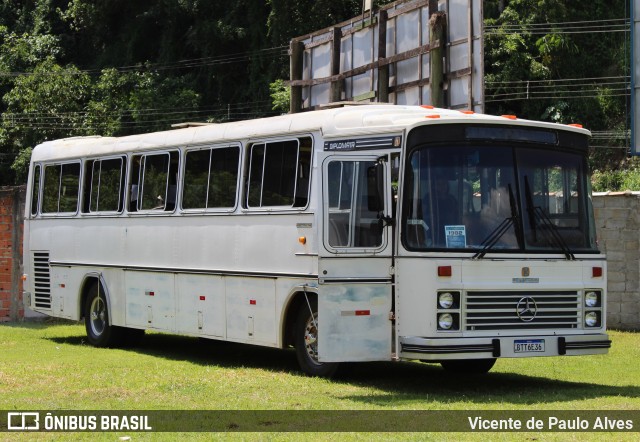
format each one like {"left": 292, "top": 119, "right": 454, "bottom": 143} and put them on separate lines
{"left": 484, "top": 0, "right": 629, "bottom": 172}
{"left": 1, "top": 59, "right": 91, "bottom": 182}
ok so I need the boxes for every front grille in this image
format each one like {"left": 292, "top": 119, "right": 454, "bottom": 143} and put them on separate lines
{"left": 465, "top": 290, "right": 579, "bottom": 331}
{"left": 32, "top": 252, "right": 51, "bottom": 309}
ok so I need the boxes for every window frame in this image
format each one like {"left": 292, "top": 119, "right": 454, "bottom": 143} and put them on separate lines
{"left": 40, "top": 160, "right": 82, "bottom": 217}
{"left": 244, "top": 136, "right": 312, "bottom": 211}
{"left": 83, "top": 155, "right": 126, "bottom": 215}
{"left": 180, "top": 143, "right": 241, "bottom": 213}
{"left": 128, "top": 150, "right": 180, "bottom": 215}
{"left": 30, "top": 164, "right": 41, "bottom": 217}
{"left": 322, "top": 154, "right": 389, "bottom": 254}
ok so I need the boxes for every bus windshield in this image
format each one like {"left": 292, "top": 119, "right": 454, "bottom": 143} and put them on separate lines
{"left": 402, "top": 144, "right": 598, "bottom": 254}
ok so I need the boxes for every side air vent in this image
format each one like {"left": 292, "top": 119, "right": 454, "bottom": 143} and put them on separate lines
{"left": 32, "top": 252, "right": 51, "bottom": 309}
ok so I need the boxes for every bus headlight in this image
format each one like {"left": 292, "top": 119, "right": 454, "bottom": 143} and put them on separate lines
{"left": 438, "top": 292, "right": 454, "bottom": 309}
{"left": 438, "top": 313, "right": 454, "bottom": 330}
{"left": 585, "top": 312, "right": 600, "bottom": 327}
{"left": 585, "top": 291, "right": 600, "bottom": 307}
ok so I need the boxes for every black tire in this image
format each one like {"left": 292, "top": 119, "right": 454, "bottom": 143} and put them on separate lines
{"left": 440, "top": 358, "right": 496, "bottom": 375}
{"left": 294, "top": 297, "right": 340, "bottom": 377}
{"left": 83, "top": 282, "right": 124, "bottom": 347}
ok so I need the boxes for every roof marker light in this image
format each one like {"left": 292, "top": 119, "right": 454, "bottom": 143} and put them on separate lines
{"left": 460, "top": 110, "right": 475, "bottom": 114}
{"left": 501, "top": 115, "right": 517, "bottom": 120}
{"left": 568, "top": 123, "right": 583, "bottom": 128}
{"left": 425, "top": 115, "right": 440, "bottom": 119}
{"left": 421, "top": 105, "right": 435, "bottom": 109}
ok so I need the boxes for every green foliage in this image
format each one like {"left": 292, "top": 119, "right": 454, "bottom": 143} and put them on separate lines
{"left": 484, "top": 0, "right": 630, "bottom": 189}
{"left": 269, "top": 79, "right": 290, "bottom": 113}
{"left": 484, "top": 1, "right": 626, "bottom": 121}
{"left": 0, "top": 0, "right": 632, "bottom": 187}
{"left": 591, "top": 158, "right": 640, "bottom": 192}
{"left": 10, "top": 146, "right": 32, "bottom": 182}
{"left": 1, "top": 59, "right": 91, "bottom": 181}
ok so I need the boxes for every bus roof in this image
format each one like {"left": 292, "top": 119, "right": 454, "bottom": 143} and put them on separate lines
{"left": 31, "top": 105, "right": 591, "bottom": 162}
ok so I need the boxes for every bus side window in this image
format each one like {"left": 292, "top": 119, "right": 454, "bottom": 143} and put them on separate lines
{"left": 129, "top": 152, "right": 178, "bottom": 212}
{"left": 83, "top": 157, "right": 125, "bottom": 213}
{"left": 183, "top": 145, "right": 240, "bottom": 210}
{"left": 246, "top": 137, "right": 311, "bottom": 209}
{"left": 326, "top": 159, "right": 383, "bottom": 249}
{"left": 293, "top": 137, "right": 312, "bottom": 208}
{"left": 41, "top": 162, "right": 81, "bottom": 214}
{"left": 31, "top": 164, "right": 41, "bottom": 216}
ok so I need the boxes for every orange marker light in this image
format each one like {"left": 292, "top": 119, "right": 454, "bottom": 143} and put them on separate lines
{"left": 298, "top": 236, "right": 307, "bottom": 245}
{"left": 460, "top": 110, "right": 475, "bottom": 114}
{"left": 425, "top": 114, "right": 440, "bottom": 119}
{"left": 421, "top": 105, "right": 435, "bottom": 109}
{"left": 501, "top": 115, "right": 517, "bottom": 120}
{"left": 568, "top": 123, "right": 583, "bottom": 128}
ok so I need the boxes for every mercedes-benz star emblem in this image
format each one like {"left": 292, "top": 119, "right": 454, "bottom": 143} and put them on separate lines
{"left": 516, "top": 297, "right": 538, "bottom": 322}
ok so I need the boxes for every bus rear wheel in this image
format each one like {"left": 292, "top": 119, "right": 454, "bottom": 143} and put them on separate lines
{"left": 440, "top": 358, "right": 496, "bottom": 375}
{"left": 84, "top": 282, "right": 123, "bottom": 347}
{"left": 294, "top": 298, "right": 339, "bottom": 377}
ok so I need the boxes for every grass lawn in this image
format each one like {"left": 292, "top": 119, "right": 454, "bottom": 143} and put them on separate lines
{"left": 0, "top": 320, "right": 638, "bottom": 441}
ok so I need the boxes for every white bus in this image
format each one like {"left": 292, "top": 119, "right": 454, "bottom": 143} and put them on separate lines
{"left": 23, "top": 105, "right": 610, "bottom": 376}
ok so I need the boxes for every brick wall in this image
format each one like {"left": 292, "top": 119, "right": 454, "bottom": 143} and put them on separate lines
{"left": 0, "top": 186, "right": 25, "bottom": 322}
{"left": 593, "top": 192, "right": 640, "bottom": 330}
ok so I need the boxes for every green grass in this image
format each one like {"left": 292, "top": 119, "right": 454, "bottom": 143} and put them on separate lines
{"left": 1, "top": 320, "right": 639, "bottom": 441}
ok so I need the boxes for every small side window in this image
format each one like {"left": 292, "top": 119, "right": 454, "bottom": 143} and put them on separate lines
{"left": 83, "top": 157, "right": 125, "bottom": 213}
{"left": 31, "top": 165, "right": 41, "bottom": 216}
{"left": 246, "top": 137, "right": 311, "bottom": 209}
{"left": 182, "top": 145, "right": 239, "bottom": 210}
{"left": 129, "top": 151, "right": 179, "bottom": 212}
{"left": 325, "top": 159, "right": 384, "bottom": 249}
{"left": 42, "top": 162, "right": 81, "bottom": 214}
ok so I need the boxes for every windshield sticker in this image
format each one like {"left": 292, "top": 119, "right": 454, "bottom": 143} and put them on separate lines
{"left": 445, "top": 225, "right": 466, "bottom": 248}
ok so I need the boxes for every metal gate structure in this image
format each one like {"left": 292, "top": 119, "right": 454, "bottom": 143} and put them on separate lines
{"left": 289, "top": 0, "right": 483, "bottom": 113}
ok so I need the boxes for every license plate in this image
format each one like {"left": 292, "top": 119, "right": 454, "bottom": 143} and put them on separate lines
{"left": 514, "top": 339, "right": 545, "bottom": 353}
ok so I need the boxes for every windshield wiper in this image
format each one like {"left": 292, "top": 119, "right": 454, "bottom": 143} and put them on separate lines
{"left": 533, "top": 206, "right": 575, "bottom": 260}
{"left": 524, "top": 176, "right": 575, "bottom": 260}
{"left": 472, "top": 184, "right": 521, "bottom": 259}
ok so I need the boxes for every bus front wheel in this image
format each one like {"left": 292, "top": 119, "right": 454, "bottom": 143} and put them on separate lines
{"left": 84, "top": 282, "right": 123, "bottom": 347}
{"left": 294, "top": 298, "right": 339, "bottom": 377}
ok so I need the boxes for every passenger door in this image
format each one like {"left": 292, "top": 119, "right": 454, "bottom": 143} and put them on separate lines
{"left": 317, "top": 154, "right": 394, "bottom": 362}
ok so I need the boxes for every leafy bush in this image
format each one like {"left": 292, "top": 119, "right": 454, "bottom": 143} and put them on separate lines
{"left": 591, "top": 160, "right": 640, "bottom": 192}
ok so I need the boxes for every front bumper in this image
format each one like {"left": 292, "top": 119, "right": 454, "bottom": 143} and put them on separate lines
{"left": 400, "top": 333, "right": 611, "bottom": 360}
